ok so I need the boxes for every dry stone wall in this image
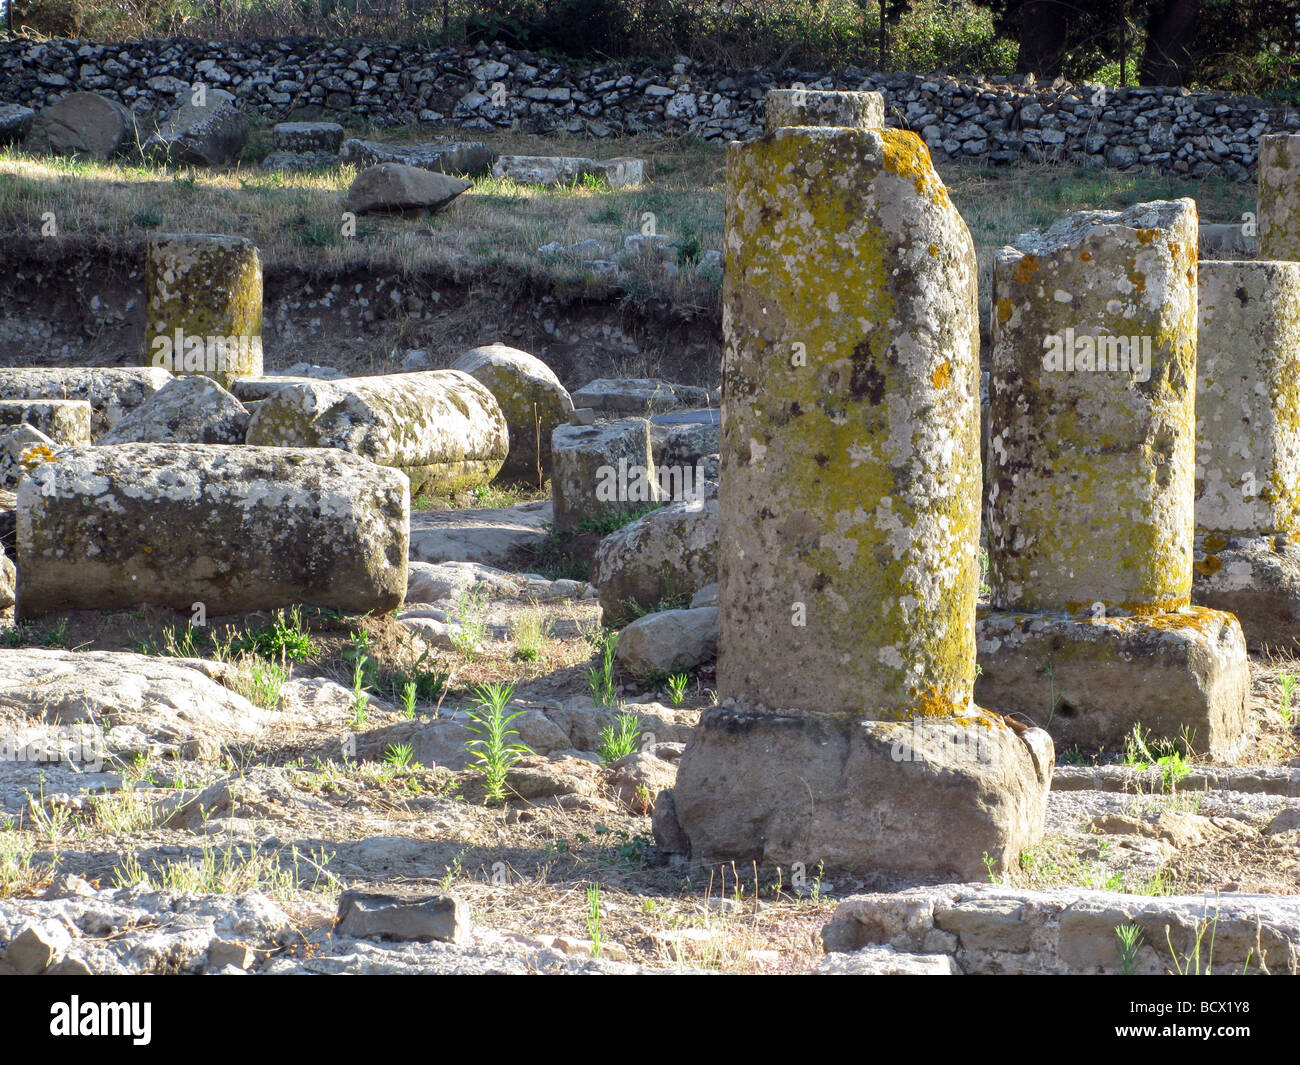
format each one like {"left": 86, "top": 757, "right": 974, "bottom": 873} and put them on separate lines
{"left": 3, "top": 36, "right": 1296, "bottom": 179}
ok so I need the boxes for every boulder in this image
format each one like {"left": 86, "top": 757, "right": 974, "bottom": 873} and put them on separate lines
{"left": 492, "top": 155, "right": 643, "bottom": 188}
{"left": 408, "top": 500, "right": 552, "bottom": 566}
{"left": 571, "top": 378, "right": 712, "bottom": 416}
{"left": 335, "top": 891, "right": 471, "bottom": 945}
{"left": 244, "top": 370, "right": 508, "bottom": 494}
{"left": 551, "top": 419, "right": 658, "bottom": 535}
{"left": 17, "top": 444, "right": 408, "bottom": 617}
{"left": 590, "top": 499, "right": 717, "bottom": 625}
{"left": 340, "top": 138, "right": 495, "bottom": 176}
{"left": 98, "top": 375, "right": 250, "bottom": 445}
{"left": 0, "top": 104, "right": 35, "bottom": 145}
{"left": 615, "top": 606, "right": 719, "bottom": 676}
{"left": 451, "top": 344, "right": 573, "bottom": 481}
{"left": 27, "top": 92, "right": 135, "bottom": 160}
{"left": 0, "top": 400, "right": 91, "bottom": 445}
{"left": 344, "top": 163, "right": 470, "bottom": 215}
{"left": 0, "top": 367, "right": 173, "bottom": 437}
{"left": 143, "top": 88, "right": 248, "bottom": 166}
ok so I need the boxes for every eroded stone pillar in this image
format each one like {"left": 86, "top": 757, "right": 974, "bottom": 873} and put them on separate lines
{"left": 975, "top": 201, "right": 1250, "bottom": 759}
{"left": 661, "top": 126, "right": 1052, "bottom": 881}
{"left": 145, "top": 234, "right": 262, "bottom": 387}
{"left": 1259, "top": 134, "right": 1300, "bottom": 262}
{"left": 1193, "top": 259, "right": 1300, "bottom": 650}
{"left": 764, "top": 88, "right": 884, "bottom": 131}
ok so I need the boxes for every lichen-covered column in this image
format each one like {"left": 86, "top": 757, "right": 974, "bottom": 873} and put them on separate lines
{"left": 145, "top": 234, "right": 263, "bottom": 387}
{"left": 764, "top": 88, "right": 884, "bottom": 131}
{"left": 1193, "top": 259, "right": 1300, "bottom": 649}
{"left": 1259, "top": 134, "right": 1300, "bottom": 262}
{"left": 975, "top": 201, "right": 1250, "bottom": 758}
{"left": 660, "top": 126, "right": 1053, "bottom": 881}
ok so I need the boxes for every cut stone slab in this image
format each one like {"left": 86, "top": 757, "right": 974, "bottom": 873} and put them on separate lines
{"left": 340, "top": 138, "right": 495, "bottom": 176}
{"left": 98, "top": 375, "right": 249, "bottom": 444}
{"left": 344, "top": 163, "right": 470, "bottom": 215}
{"left": 616, "top": 606, "right": 718, "bottom": 676}
{"left": 17, "top": 444, "right": 408, "bottom": 617}
{"left": 974, "top": 606, "right": 1250, "bottom": 758}
{"left": 492, "top": 155, "right": 643, "bottom": 188}
{"left": 143, "top": 88, "right": 248, "bottom": 166}
{"left": 662, "top": 706, "right": 1052, "bottom": 881}
{"left": 273, "top": 121, "right": 345, "bottom": 152}
{"left": 590, "top": 498, "right": 716, "bottom": 626}
{"left": 245, "top": 370, "right": 507, "bottom": 494}
{"left": 0, "top": 367, "right": 173, "bottom": 436}
{"left": 1194, "top": 533, "right": 1300, "bottom": 652}
{"left": 27, "top": 92, "right": 135, "bottom": 160}
{"left": 260, "top": 150, "right": 339, "bottom": 172}
{"left": 408, "top": 500, "right": 552, "bottom": 566}
{"left": 451, "top": 343, "right": 573, "bottom": 481}
{"left": 146, "top": 234, "right": 263, "bottom": 387}
{"left": 571, "top": 377, "right": 711, "bottom": 415}
{"left": 0, "top": 425, "right": 60, "bottom": 491}
{"left": 551, "top": 418, "right": 658, "bottom": 535}
{"left": 0, "top": 104, "right": 35, "bottom": 145}
{"left": 0, "top": 399, "right": 91, "bottom": 445}
{"left": 1259, "top": 134, "right": 1300, "bottom": 261}
{"left": 765, "top": 88, "right": 885, "bottom": 131}
{"left": 335, "top": 891, "right": 471, "bottom": 945}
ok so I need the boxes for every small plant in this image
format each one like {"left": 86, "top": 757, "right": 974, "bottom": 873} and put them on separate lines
{"left": 1044, "top": 662, "right": 1062, "bottom": 730}
{"left": 1166, "top": 914, "right": 1219, "bottom": 975}
{"left": 586, "top": 882, "right": 602, "bottom": 957}
{"left": 241, "top": 657, "right": 288, "bottom": 710}
{"left": 400, "top": 681, "right": 418, "bottom": 720}
{"left": 0, "top": 830, "right": 52, "bottom": 898}
{"left": 587, "top": 628, "right": 619, "bottom": 707}
{"left": 349, "top": 659, "right": 370, "bottom": 729}
{"left": 343, "top": 628, "right": 378, "bottom": 686}
{"left": 598, "top": 710, "right": 642, "bottom": 765}
{"left": 452, "top": 587, "right": 490, "bottom": 661}
{"left": 1115, "top": 923, "right": 1144, "bottom": 975}
{"left": 131, "top": 208, "right": 163, "bottom": 228}
{"left": 665, "top": 672, "right": 690, "bottom": 707}
{"left": 384, "top": 743, "right": 415, "bottom": 772}
{"left": 462, "top": 682, "right": 531, "bottom": 803}
{"left": 510, "top": 609, "right": 549, "bottom": 663}
{"left": 978, "top": 546, "right": 991, "bottom": 598}
{"left": 1122, "top": 725, "right": 1192, "bottom": 793}
{"left": 234, "top": 606, "right": 318, "bottom": 662}
{"left": 1279, "top": 672, "right": 1297, "bottom": 726}
{"left": 161, "top": 623, "right": 201, "bottom": 658}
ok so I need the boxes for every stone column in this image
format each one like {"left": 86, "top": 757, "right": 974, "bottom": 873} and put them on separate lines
{"left": 764, "top": 88, "right": 884, "bottom": 131}
{"left": 145, "top": 234, "right": 262, "bottom": 387}
{"left": 975, "top": 201, "right": 1250, "bottom": 759}
{"left": 661, "top": 126, "right": 1053, "bottom": 881}
{"left": 1259, "top": 134, "right": 1300, "bottom": 262}
{"left": 1193, "top": 259, "right": 1300, "bottom": 650}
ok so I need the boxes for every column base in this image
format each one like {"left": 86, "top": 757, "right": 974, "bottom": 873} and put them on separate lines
{"left": 1194, "top": 532, "right": 1300, "bottom": 652}
{"left": 656, "top": 705, "right": 1053, "bottom": 880}
{"left": 974, "top": 605, "right": 1250, "bottom": 759}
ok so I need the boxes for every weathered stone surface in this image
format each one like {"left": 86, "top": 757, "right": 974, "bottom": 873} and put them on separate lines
{"left": 408, "top": 500, "right": 552, "bottom": 566}
{"left": 27, "top": 92, "right": 134, "bottom": 160}
{"left": 817, "top": 945, "right": 958, "bottom": 975}
{"left": 821, "top": 883, "right": 1300, "bottom": 974}
{"left": 1198, "top": 221, "right": 1257, "bottom": 260}
{"left": 492, "top": 155, "right": 642, "bottom": 188}
{"left": 974, "top": 606, "right": 1250, "bottom": 758}
{"left": 1259, "top": 134, "right": 1300, "bottom": 261}
{"left": 571, "top": 378, "right": 711, "bottom": 415}
{"left": 667, "top": 707, "right": 1052, "bottom": 880}
{"left": 17, "top": 445, "right": 408, "bottom": 617}
{"left": 0, "top": 423, "right": 59, "bottom": 491}
{"left": 590, "top": 498, "right": 717, "bottom": 625}
{"left": 1193, "top": 534, "right": 1300, "bottom": 652}
{"left": 0, "top": 399, "right": 91, "bottom": 445}
{"left": 0, "top": 649, "right": 274, "bottom": 762}
{"left": 344, "top": 163, "right": 470, "bottom": 215}
{"left": 616, "top": 606, "right": 718, "bottom": 676}
{"left": 650, "top": 412, "right": 720, "bottom": 498}
{"left": 143, "top": 88, "right": 249, "bottom": 166}
{"left": 274, "top": 121, "right": 344, "bottom": 152}
{"left": 246, "top": 370, "right": 507, "bottom": 494}
{"left": 259, "top": 149, "right": 338, "bottom": 171}
{"left": 669, "top": 126, "right": 1049, "bottom": 879}
{"left": 551, "top": 419, "right": 657, "bottom": 534}
{"left": 0, "top": 542, "right": 13, "bottom": 610}
{"left": 451, "top": 343, "right": 572, "bottom": 481}
{"left": 0, "top": 103, "right": 34, "bottom": 145}
{"left": 988, "top": 199, "right": 1199, "bottom": 615}
{"left": 341, "top": 138, "right": 494, "bottom": 176}
{"left": 146, "top": 234, "right": 263, "bottom": 387}
{"left": 0, "top": 367, "right": 173, "bottom": 436}
{"left": 336, "top": 891, "right": 471, "bottom": 945}
{"left": 764, "top": 88, "right": 885, "bottom": 131}
{"left": 5, "top": 919, "right": 72, "bottom": 974}
{"left": 1196, "top": 260, "right": 1300, "bottom": 537}
{"left": 98, "top": 374, "right": 250, "bottom": 445}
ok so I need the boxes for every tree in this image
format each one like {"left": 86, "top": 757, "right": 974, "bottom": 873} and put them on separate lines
{"left": 1139, "top": 0, "right": 1201, "bottom": 85}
